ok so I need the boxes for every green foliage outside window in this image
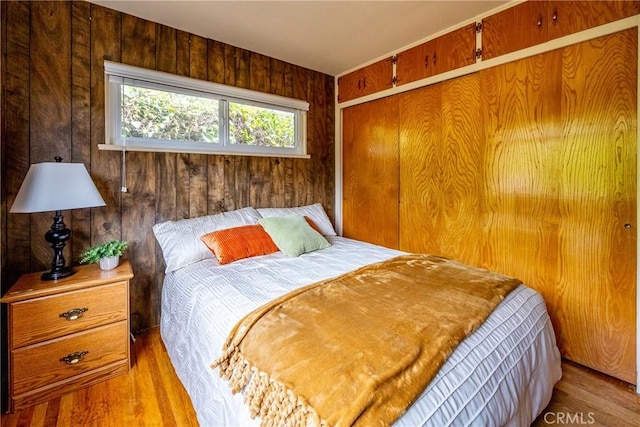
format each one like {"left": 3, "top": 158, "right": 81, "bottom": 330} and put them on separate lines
{"left": 122, "top": 86, "right": 219, "bottom": 143}
{"left": 229, "top": 103, "right": 294, "bottom": 147}
{"left": 121, "top": 86, "right": 295, "bottom": 148}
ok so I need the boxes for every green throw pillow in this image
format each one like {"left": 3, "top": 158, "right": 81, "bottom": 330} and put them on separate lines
{"left": 258, "top": 214, "right": 331, "bottom": 257}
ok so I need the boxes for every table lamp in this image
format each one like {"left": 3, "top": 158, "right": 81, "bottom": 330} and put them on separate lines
{"left": 9, "top": 157, "right": 106, "bottom": 280}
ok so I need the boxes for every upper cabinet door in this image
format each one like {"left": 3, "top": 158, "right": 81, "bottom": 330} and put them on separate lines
{"left": 433, "top": 23, "right": 477, "bottom": 75}
{"left": 395, "top": 39, "right": 438, "bottom": 86}
{"left": 482, "top": 0, "right": 548, "bottom": 60}
{"left": 547, "top": 0, "right": 640, "bottom": 39}
{"left": 337, "top": 57, "right": 394, "bottom": 103}
{"left": 396, "top": 23, "right": 476, "bottom": 87}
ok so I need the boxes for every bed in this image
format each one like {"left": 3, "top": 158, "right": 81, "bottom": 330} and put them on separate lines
{"left": 153, "top": 205, "right": 561, "bottom": 427}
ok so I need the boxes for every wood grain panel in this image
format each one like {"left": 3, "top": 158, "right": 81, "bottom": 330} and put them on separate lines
{"left": 480, "top": 50, "right": 562, "bottom": 319}
{"left": 250, "top": 52, "right": 270, "bottom": 93}
{"left": 249, "top": 52, "right": 274, "bottom": 209}
{"left": 175, "top": 31, "right": 191, "bottom": 220}
{"left": 30, "top": 1, "right": 72, "bottom": 271}
{"left": 324, "top": 74, "right": 336, "bottom": 220}
{"left": 310, "top": 72, "right": 329, "bottom": 211}
{"left": 343, "top": 97, "right": 399, "bottom": 248}
{"left": 548, "top": 1, "right": 640, "bottom": 40}
{"left": 90, "top": 3, "right": 122, "bottom": 246}
{"left": 176, "top": 30, "right": 190, "bottom": 78}
{"left": 205, "top": 41, "right": 226, "bottom": 214}
{"left": 156, "top": 24, "right": 176, "bottom": 74}
{"left": 399, "top": 85, "right": 442, "bottom": 254}
{"left": 292, "top": 66, "right": 313, "bottom": 207}
{"left": 207, "top": 39, "right": 225, "bottom": 84}
{"left": 70, "top": 1, "right": 92, "bottom": 263}
{"left": 230, "top": 47, "right": 251, "bottom": 210}
{"left": 437, "top": 74, "right": 483, "bottom": 266}
{"left": 4, "top": 0, "right": 32, "bottom": 287}
{"left": 154, "top": 23, "right": 177, "bottom": 290}
{"left": 222, "top": 47, "right": 238, "bottom": 213}
{"left": 272, "top": 59, "right": 296, "bottom": 208}
{"left": 187, "top": 34, "right": 209, "bottom": 218}
{"left": 557, "top": 29, "right": 637, "bottom": 383}
{"left": 122, "top": 15, "right": 155, "bottom": 69}
{"left": 121, "top": 15, "right": 157, "bottom": 333}
{"left": 122, "top": 148, "right": 157, "bottom": 334}
{"left": 188, "top": 34, "right": 207, "bottom": 81}
{"left": 482, "top": 0, "right": 548, "bottom": 60}
{"left": 399, "top": 73, "right": 483, "bottom": 265}
{"left": 1, "top": 0, "right": 6, "bottom": 287}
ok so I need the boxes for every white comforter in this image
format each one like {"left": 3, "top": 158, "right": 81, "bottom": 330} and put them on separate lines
{"left": 160, "top": 236, "right": 561, "bottom": 427}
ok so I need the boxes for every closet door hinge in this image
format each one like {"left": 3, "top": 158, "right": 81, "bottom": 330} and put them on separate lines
{"left": 475, "top": 22, "right": 483, "bottom": 33}
{"left": 392, "top": 55, "right": 398, "bottom": 65}
{"left": 475, "top": 48, "right": 483, "bottom": 59}
{"left": 392, "top": 76, "right": 397, "bottom": 86}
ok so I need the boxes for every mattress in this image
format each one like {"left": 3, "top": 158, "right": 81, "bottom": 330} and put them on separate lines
{"left": 160, "top": 236, "right": 561, "bottom": 426}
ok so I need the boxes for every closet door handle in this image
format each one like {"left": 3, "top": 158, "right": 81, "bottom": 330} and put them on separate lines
{"left": 432, "top": 52, "right": 437, "bottom": 66}
{"left": 424, "top": 55, "right": 429, "bottom": 68}
{"left": 552, "top": 8, "right": 558, "bottom": 25}
{"left": 537, "top": 14, "right": 543, "bottom": 29}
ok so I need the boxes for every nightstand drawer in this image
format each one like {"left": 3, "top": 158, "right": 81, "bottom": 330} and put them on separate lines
{"left": 12, "top": 320, "right": 128, "bottom": 396}
{"left": 10, "top": 281, "right": 127, "bottom": 348}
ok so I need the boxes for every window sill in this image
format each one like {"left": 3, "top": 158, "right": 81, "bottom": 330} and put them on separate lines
{"left": 98, "top": 144, "right": 311, "bottom": 159}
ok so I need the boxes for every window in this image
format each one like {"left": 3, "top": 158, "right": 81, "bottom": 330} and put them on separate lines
{"left": 102, "top": 61, "right": 309, "bottom": 158}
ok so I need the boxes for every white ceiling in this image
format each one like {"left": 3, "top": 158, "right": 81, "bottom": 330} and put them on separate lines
{"left": 90, "top": 0, "right": 511, "bottom": 76}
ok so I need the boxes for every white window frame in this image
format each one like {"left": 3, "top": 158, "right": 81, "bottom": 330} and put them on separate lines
{"left": 101, "top": 61, "right": 310, "bottom": 158}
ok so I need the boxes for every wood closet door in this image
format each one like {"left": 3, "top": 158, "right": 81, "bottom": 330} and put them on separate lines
{"left": 399, "top": 73, "right": 484, "bottom": 267}
{"left": 482, "top": 29, "right": 637, "bottom": 383}
{"left": 555, "top": 29, "right": 637, "bottom": 383}
{"left": 342, "top": 97, "right": 399, "bottom": 248}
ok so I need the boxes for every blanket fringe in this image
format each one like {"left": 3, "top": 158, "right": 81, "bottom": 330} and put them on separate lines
{"left": 213, "top": 346, "right": 325, "bottom": 427}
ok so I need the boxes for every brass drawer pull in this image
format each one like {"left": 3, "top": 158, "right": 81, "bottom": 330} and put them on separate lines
{"left": 59, "top": 308, "right": 88, "bottom": 321}
{"left": 60, "top": 351, "right": 89, "bottom": 365}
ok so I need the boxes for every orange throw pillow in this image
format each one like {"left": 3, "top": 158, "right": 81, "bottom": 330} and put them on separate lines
{"left": 304, "top": 216, "right": 322, "bottom": 234}
{"left": 201, "top": 224, "right": 279, "bottom": 265}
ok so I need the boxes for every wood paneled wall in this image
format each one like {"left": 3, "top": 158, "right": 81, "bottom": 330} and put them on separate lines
{"left": 0, "top": 1, "right": 335, "bottom": 332}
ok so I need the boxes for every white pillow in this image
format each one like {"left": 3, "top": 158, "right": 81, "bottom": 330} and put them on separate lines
{"left": 257, "top": 203, "right": 336, "bottom": 236}
{"left": 153, "top": 207, "right": 262, "bottom": 272}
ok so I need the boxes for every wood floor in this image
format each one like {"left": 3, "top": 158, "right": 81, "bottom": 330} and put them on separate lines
{"left": 1, "top": 327, "right": 638, "bottom": 427}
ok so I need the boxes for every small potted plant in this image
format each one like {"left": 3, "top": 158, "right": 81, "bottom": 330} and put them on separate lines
{"left": 80, "top": 240, "right": 128, "bottom": 270}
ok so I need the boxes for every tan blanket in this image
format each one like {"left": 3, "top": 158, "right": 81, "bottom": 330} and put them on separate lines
{"left": 213, "top": 254, "right": 521, "bottom": 426}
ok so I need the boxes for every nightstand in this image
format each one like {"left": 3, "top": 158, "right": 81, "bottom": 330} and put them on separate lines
{"left": 0, "top": 260, "right": 134, "bottom": 412}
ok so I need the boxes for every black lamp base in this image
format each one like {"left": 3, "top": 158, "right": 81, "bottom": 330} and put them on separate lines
{"left": 42, "top": 266, "right": 75, "bottom": 281}
{"left": 42, "top": 210, "right": 75, "bottom": 281}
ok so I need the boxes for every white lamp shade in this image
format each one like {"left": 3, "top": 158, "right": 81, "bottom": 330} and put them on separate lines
{"left": 10, "top": 162, "right": 106, "bottom": 213}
